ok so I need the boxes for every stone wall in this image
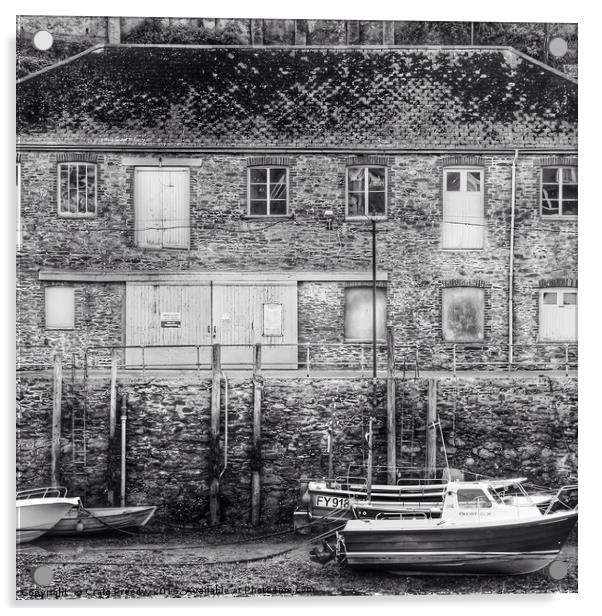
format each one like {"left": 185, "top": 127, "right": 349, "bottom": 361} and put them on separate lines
{"left": 16, "top": 372, "right": 577, "bottom": 526}
{"left": 17, "top": 151, "right": 577, "bottom": 369}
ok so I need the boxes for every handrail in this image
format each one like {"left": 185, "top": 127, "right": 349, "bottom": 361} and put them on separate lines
{"left": 16, "top": 486, "right": 68, "bottom": 499}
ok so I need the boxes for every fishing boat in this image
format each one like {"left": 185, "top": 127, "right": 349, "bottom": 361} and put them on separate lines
{"left": 333, "top": 478, "right": 577, "bottom": 575}
{"left": 48, "top": 504, "right": 157, "bottom": 535}
{"left": 16, "top": 487, "right": 81, "bottom": 544}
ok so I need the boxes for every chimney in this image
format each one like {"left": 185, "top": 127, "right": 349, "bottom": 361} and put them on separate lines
{"left": 107, "top": 17, "right": 121, "bottom": 44}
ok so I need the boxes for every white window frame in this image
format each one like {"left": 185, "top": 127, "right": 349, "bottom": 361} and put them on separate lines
{"left": 16, "top": 162, "right": 21, "bottom": 250}
{"left": 540, "top": 166, "right": 578, "bottom": 219}
{"left": 345, "top": 166, "right": 388, "bottom": 219}
{"left": 538, "top": 288, "right": 577, "bottom": 342}
{"left": 247, "top": 166, "right": 289, "bottom": 217}
{"left": 45, "top": 286, "right": 75, "bottom": 330}
{"left": 57, "top": 162, "right": 98, "bottom": 218}
{"left": 441, "top": 167, "right": 484, "bottom": 250}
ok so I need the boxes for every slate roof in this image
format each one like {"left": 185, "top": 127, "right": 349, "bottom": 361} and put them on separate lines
{"left": 16, "top": 45, "right": 577, "bottom": 149}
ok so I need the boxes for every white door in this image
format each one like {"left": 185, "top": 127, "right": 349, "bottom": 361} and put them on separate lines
{"left": 539, "top": 289, "right": 577, "bottom": 341}
{"left": 442, "top": 169, "right": 484, "bottom": 249}
{"left": 125, "top": 284, "right": 212, "bottom": 367}
{"left": 134, "top": 168, "right": 190, "bottom": 249}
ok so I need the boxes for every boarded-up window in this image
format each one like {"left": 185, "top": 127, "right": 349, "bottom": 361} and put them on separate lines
{"left": 263, "top": 303, "right": 283, "bottom": 336}
{"left": 442, "top": 287, "right": 485, "bottom": 342}
{"left": 134, "top": 168, "right": 190, "bottom": 249}
{"left": 45, "top": 287, "right": 75, "bottom": 329}
{"left": 539, "top": 288, "right": 577, "bottom": 341}
{"left": 442, "top": 168, "right": 484, "bottom": 249}
{"left": 344, "top": 287, "right": 386, "bottom": 341}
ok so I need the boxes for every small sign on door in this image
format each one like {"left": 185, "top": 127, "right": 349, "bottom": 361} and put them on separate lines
{"left": 161, "top": 312, "right": 181, "bottom": 328}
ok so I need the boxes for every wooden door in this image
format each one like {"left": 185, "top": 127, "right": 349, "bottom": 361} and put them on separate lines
{"left": 442, "top": 169, "right": 484, "bottom": 249}
{"left": 125, "top": 284, "right": 212, "bottom": 367}
{"left": 134, "top": 168, "right": 190, "bottom": 249}
{"left": 212, "top": 282, "right": 298, "bottom": 368}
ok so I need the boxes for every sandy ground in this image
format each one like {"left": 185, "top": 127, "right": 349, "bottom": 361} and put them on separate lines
{"left": 16, "top": 526, "right": 577, "bottom": 599}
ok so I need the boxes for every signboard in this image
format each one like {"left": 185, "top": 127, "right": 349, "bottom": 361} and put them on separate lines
{"left": 160, "top": 312, "right": 181, "bottom": 328}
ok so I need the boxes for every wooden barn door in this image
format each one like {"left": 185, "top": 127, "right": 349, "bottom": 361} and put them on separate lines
{"left": 125, "top": 284, "right": 212, "bottom": 367}
{"left": 212, "top": 282, "right": 298, "bottom": 368}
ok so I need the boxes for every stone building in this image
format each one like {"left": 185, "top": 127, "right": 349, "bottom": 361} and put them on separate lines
{"left": 16, "top": 43, "right": 577, "bottom": 372}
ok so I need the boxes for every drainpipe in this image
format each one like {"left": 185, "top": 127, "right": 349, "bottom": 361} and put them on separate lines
{"left": 508, "top": 149, "right": 519, "bottom": 370}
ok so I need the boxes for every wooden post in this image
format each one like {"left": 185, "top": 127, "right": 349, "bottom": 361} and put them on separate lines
{"left": 251, "top": 343, "right": 262, "bottom": 527}
{"left": 366, "top": 417, "right": 373, "bottom": 498}
{"left": 210, "top": 344, "right": 221, "bottom": 526}
{"left": 120, "top": 393, "right": 127, "bottom": 507}
{"left": 386, "top": 326, "right": 396, "bottom": 485}
{"left": 328, "top": 414, "right": 334, "bottom": 479}
{"left": 383, "top": 21, "right": 395, "bottom": 45}
{"left": 294, "top": 19, "right": 307, "bottom": 46}
{"left": 426, "top": 378, "right": 438, "bottom": 479}
{"left": 50, "top": 352, "right": 62, "bottom": 487}
{"left": 108, "top": 348, "right": 118, "bottom": 505}
{"left": 250, "top": 19, "right": 263, "bottom": 46}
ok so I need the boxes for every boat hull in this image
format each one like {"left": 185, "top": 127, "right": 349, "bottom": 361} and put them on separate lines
{"left": 16, "top": 498, "right": 81, "bottom": 544}
{"left": 340, "top": 510, "right": 577, "bottom": 575}
{"left": 47, "top": 505, "right": 157, "bottom": 535}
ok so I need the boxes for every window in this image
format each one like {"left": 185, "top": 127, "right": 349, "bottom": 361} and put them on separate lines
{"left": 134, "top": 167, "right": 190, "bottom": 249}
{"left": 58, "top": 162, "right": 97, "bottom": 216}
{"left": 442, "top": 168, "right": 484, "bottom": 249}
{"left": 457, "top": 489, "right": 492, "bottom": 509}
{"left": 263, "top": 303, "right": 283, "bottom": 336}
{"left": 442, "top": 287, "right": 485, "bottom": 342}
{"left": 346, "top": 166, "right": 387, "bottom": 217}
{"left": 16, "top": 162, "right": 21, "bottom": 249}
{"left": 344, "top": 287, "right": 386, "bottom": 341}
{"left": 539, "top": 288, "right": 577, "bottom": 341}
{"left": 541, "top": 167, "right": 578, "bottom": 217}
{"left": 248, "top": 167, "right": 288, "bottom": 216}
{"left": 45, "top": 287, "right": 75, "bottom": 329}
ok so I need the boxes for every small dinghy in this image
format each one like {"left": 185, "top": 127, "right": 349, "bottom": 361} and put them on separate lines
{"left": 334, "top": 478, "right": 577, "bottom": 575}
{"left": 48, "top": 504, "right": 157, "bottom": 536}
{"left": 16, "top": 487, "right": 81, "bottom": 543}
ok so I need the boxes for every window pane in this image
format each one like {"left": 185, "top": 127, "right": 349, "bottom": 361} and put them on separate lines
{"left": 269, "top": 200, "right": 287, "bottom": 216}
{"left": 541, "top": 200, "right": 559, "bottom": 215}
{"left": 270, "top": 168, "right": 287, "bottom": 184}
{"left": 446, "top": 172, "right": 460, "bottom": 191}
{"left": 59, "top": 166, "right": 69, "bottom": 212}
{"left": 367, "top": 167, "right": 386, "bottom": 189}
{"left": 563, "top": 201, "right": 578, "bottom": 216}
{"left": 347, "top": 167, "right": 365, "bottom": 191}
{"left": 368, "top": 191, "right": 386, "bottom": 214}
{"left": 250, "top": 184, "right": 267, "bottom": 199}
{"left": 250, "top": 200, "right": 267, "bottom": 215}
{"left": 46, "top": 287, "right": 75, "bottom": 329}
{"left": 457, "top": 489, "right": 491, "bottom": 508}
{"left": 466, "top": 171, "right": 481, "bottom": 192}
{"left": 250, "top": 168, "right": 267, "bottom": 183}
{"left": 348, "top": 192, "right": 365, "bottom": 216}
{"left": 442, "top": 287, "right": 485, "bottom": 342}
{"left": 344, "top": 287, "right": 386, "bottom": 341}
{"left": 562, "top": 168, "right": 577, "bottom": 183}
{"left": 563, "top": 292, "right": 577, "bottom": 305}
{"left": 563, "top": 185, "right": 578, "bottom": 200}
{"left": 542, "top": 185, "right": 559, "bottom": 200}
{"left": 270, "top": 181, "right": 287, "bottom": 200}
{"left": 542, "top": 168, "right": 559, "bottom": 183}
{"left": 543, "top": 292, "right": 557, "bottom": 305}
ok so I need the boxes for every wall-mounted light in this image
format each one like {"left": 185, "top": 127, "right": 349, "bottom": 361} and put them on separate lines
{"left": 323, "top": 209, "right": 335, "bottom": 230}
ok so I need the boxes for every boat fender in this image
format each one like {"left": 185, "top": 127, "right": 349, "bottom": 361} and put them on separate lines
{"left": 76, "top": 521, "right": 85, "bottom": 532}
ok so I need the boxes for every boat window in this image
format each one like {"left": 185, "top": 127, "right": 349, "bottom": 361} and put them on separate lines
{"left": 457, "top": 489, "right": 492, "bottom": 508}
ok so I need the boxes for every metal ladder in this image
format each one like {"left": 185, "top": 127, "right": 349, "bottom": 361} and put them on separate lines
{"left": 70, "top": 363, "right": 87, "bottom": 477}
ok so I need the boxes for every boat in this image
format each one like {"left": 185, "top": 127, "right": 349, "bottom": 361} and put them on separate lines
{"left": 16, "top": 487, "right": 81, "bottom": 544}
{"left": 47, "top": 504, "right": 157, "bottom": 535}
{"left": 294, "top": 466, "right": 555, "bottom": 530}
{"left": 333, "top": 478, "right": 577, "bottom": 575}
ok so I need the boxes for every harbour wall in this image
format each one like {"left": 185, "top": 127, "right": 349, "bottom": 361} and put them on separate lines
{"left": 16, "top": 373, "right": 577, "bottom": 526}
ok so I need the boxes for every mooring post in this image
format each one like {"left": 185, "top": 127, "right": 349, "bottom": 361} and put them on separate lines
{"left": 120, "top": 393, "right": 128, "bottom": 507}
{"left": 328, "top": 414, "right": 334, "bottom": 479}
{"left": 50, "top": 352, "right": 62, "bottom": 487}
{"left": 251, "top": 343, "right": 262, "bottom": 526}
{"left": 108, "top": 348, "right": 118, "bottom": 505}
{"left": 386, "top": 326, "right": 396, "bottom": 485}
{"left": 210, "top": 343, "right": 221, "bottom": 525}
{"left": 366, "top": 417, "right": 373, "bottom": 498}
{"left": 426, "top": 378, "right": 438, "bottom": 478}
